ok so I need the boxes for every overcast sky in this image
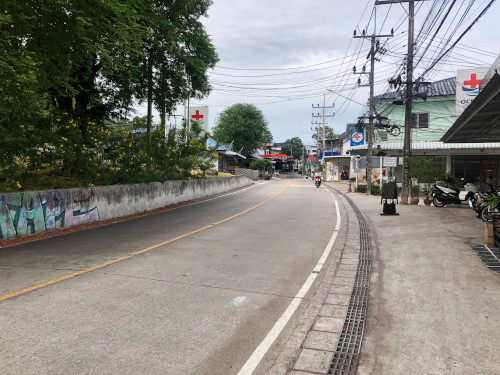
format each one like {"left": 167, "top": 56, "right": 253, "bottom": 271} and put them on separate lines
{"left": 154, "top": 0, "right": 500, "bottom": 145}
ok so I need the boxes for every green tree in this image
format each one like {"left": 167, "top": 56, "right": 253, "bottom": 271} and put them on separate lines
{"left": 281, "top": 137, "right": 306, "bottom": 159}
{"left": 1, "top": 0, "right": 217, "bottom": 133}
{"left": 250, "top": 159, "right": 272, "bottom": 173}
{"left": 0, "top": 8, "right": 50, "bottom": 173}
{"left": 132, "top": 0, "right": 218, "bottom": 135}
{"left": 212, "top": 104, "right": 272, "bottom": 157}
{"left": 0, "top": 0, "right": 219, "bottom": 187}
{"left": 312, "top": 125, "right": 338, "bottom": 142}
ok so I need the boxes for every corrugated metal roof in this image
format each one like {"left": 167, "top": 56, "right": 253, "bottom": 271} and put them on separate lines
{"left": 350, "top": 141, "right": 500, "bottom": 151}
{"left": 375, "top": 77, "right": 456, "bottom": 100}
{"left": 224, "top": 150, "right": 246, "bottom": 159}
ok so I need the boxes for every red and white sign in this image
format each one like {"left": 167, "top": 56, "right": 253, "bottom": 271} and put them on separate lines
{"left": 456, "top": 68, "right": 488, "bottom": 117}
{"left": 258, "top": 154, "right": 291, "bottom": 158}
{"left": 188, "top": 106, "right": 208, "bottom": 132}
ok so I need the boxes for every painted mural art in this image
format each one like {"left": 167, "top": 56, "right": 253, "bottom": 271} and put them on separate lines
{"left": 0, "top": 190, "right": 99, "bottom": 240}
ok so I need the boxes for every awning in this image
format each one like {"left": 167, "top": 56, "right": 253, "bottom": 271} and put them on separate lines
{"left": 219, "top": 150, "right": 246, "bottom": 159}
{"left": 350, "top": 141, "right": 500, "bottom": 151}
{"left": 441, "top": 56, "right": 500, "bottom": 143}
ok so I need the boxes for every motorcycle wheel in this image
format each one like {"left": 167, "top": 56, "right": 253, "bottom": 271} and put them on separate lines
{"left": 481, "top": 206, "right": 499, "bottom": 222}
{"left": 432, "top": 195, "right": 445, "bottom": 207}
{"left": 480, "top": 206, "right": 490, "bottom": 221}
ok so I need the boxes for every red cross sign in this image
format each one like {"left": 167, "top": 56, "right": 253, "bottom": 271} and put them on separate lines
{"left": 464, "top": 73, "right": 482, "bottom": 89}
{"left": 191, "top": 110, "right": 204, "bottom": 122}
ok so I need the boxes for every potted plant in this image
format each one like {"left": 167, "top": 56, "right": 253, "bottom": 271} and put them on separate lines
{"left": 410, "top": 184, "right": 420, "bottom": 205}
{"left": 406, "top": 156, "right": 443, "bottom": 206}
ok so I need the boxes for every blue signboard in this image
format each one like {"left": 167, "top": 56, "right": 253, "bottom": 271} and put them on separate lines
{"left": 350, "top": 129, "right": 365, "bottom": 147}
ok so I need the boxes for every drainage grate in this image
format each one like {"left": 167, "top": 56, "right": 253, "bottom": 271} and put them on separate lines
{"left": 472, "top": 245, "right": 500, "bottom": 273}
{"left": 328, "top": 193, "right": 371, "bottom": 375}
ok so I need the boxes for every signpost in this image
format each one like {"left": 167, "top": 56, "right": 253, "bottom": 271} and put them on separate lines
{"left": 188, "top": 106, "right": 209, "bottom": 132}
{"left": 382, "top": 157, "right": 397, "bottom": 183}
{"left": 353, "top": 154, "right": 361, "bottom": 191}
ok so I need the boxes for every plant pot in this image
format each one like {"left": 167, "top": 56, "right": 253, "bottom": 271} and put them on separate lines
{"left": 410, "top": 197, "right": 419, "bottom": 205}
{"left": 423, "top": 198, "right": 432, "bottom": 206}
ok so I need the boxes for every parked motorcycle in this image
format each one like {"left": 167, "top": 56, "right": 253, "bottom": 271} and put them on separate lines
{"left": 474, "top": 183, "right": 500, "bottom": 220}
{"left": 432, "top": 182, "right": 478, "bottom": 207}
{"left": 315, "top": 176, "right": 321, "bottom": 188}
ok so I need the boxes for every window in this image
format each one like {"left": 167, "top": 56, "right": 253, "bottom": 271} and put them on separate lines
{"left": 411, "top": 112, "right": 429, "bottom": 129}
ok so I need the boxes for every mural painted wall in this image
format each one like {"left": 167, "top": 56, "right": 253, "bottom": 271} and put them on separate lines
{"left": 0, "top": 190, "right": 99, "bottom": 240}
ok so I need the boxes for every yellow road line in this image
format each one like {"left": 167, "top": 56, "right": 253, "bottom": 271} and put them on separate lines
{"left": 0, "top": 181, "right": 292, "bottom": 302}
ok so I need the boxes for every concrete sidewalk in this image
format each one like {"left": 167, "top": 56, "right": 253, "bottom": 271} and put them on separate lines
{"left": 329, "top": 181, "right": 500, "bottom": 375}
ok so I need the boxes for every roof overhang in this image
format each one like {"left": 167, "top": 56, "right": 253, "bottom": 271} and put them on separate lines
{"left": 350, "top": 141, "right": 500, "bottom": 155}
{"left": 218, "top": 150, "right": 246, "bottom": 159}
{"left": 441, "top": 69, "right": 500, "bottom": 143}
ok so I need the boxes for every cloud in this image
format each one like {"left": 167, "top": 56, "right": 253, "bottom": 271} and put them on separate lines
{"left": 170, "top": 0, "right": 500, "bottom": 145}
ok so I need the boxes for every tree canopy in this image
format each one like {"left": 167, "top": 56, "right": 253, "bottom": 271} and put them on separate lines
{"left": 312, "top": 125, "right": 338, "bottom": 141}
{"left": 0, "top": 0, "right": 218, "bottom": 130}
{"left": 0, "top": 0, "right": 219, "bottom": 191}
{"left": 281, "top": 137, "right": 306, "bottom": 159}
{"left": 212, "top": 104, "right": 272, "bottom": 157}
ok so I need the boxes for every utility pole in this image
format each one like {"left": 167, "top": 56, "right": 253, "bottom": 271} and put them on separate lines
{"left": 376, "top": 0, "right": 422, "bottom": 204}
{"left": 354, "top": 29, "right": 392, "bottom": 195}
{"left": 311, "top": 119, "right": 322, "bottom": 167}
{"left": 312, "top": 95, "right": 335, "bottom": 171}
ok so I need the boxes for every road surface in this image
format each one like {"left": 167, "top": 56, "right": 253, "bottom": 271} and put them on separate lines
{"left": 0, "top": 179, "right": 340, "bottom": 375}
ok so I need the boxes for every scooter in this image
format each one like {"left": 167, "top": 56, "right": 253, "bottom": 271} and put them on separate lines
{"left": 315, "top": 176, "right": 321, "bottom": 188}
{"left": 432, "top": 182, "right": 478, "bottom": 207}
{"left": 474, "top": 183, "right": 499, "bottom": 220}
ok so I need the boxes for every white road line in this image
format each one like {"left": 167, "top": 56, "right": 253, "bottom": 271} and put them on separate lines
{"left": 484, "top": 244, "right": 500, "bottom": 262}
{"left": 237, "top": 191, "right": 341, "bottom": 375}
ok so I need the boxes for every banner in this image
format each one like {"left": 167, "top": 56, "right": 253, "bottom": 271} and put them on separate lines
{"left": 456, "top": 68, "right": 488, "bottom": 117}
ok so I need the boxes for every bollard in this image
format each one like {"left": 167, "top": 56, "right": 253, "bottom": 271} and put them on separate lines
{"left": 348, "top": 182, "right": 352, "bottom": 193}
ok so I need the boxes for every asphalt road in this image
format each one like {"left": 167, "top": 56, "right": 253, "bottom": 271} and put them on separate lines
{"left": 0, "top": 179, "right": 339, "bottom": 375}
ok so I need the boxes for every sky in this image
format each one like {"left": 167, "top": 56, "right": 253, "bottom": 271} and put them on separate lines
{"left": 142, "top": 0, "right": 500, "bottom": 145}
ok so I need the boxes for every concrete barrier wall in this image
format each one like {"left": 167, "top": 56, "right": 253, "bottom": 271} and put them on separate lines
{"left": 234, "top": 168, "right": 259, "bottom": 180}
{"left": 0, "top": 176, "right": 252, "bottom": 240}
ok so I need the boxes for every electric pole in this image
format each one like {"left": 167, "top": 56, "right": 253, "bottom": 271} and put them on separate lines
{"left": 354, "top": 29, "right": 392, "bottom": 195}
{"left": 376, "top": 0, "right": 422, "bottom": 204}
{"left": 312, "top": 94, "right": 335, "bottom": 171}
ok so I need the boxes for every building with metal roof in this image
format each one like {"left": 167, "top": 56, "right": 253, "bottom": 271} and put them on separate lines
{"left": 345, "top": 63, "right": 500, "bottom": 187}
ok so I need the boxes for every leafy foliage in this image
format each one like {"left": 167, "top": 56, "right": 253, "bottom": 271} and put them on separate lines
{"left": 212, "top": 104, "right": 272, "bottom": 158}
{"left": 281, "top": 137, "right": 306, "bottom": 159}
{"left": 250, "top": 159, "right": 272, "bottom": 173}
{"left": 356, "top": 184, "right": 380, "bottom": 195}
{"left": 312, "top": 125, "right": 337, "bottom": 141}
{"left": 406, "top": 156, "right": 444, "bottom": 199}
{"left": 482, "top": 193, "right": 500, "bottom": 210}
{"left": 0, "top": 118, "right": 215, "bottom": 191}
{"left": 0, "top": 0, "right": 218, "bottom": 191}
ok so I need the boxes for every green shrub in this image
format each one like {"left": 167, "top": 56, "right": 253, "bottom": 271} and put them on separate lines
{"left": 356, "top": 184, "right": 381, "bottom": 195}
{"left": 250, "top": 159, "right": 272, "bottom": 173}
{"left": 0, "top": 117, "right": 215, "bottom": 192}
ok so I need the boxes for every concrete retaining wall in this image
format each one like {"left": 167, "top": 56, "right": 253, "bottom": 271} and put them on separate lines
{"left": 0, "top": 176, "right": 252, "bottom": 240}
{"left": 234, "top": 168, "right": 259, "bottom": 180}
